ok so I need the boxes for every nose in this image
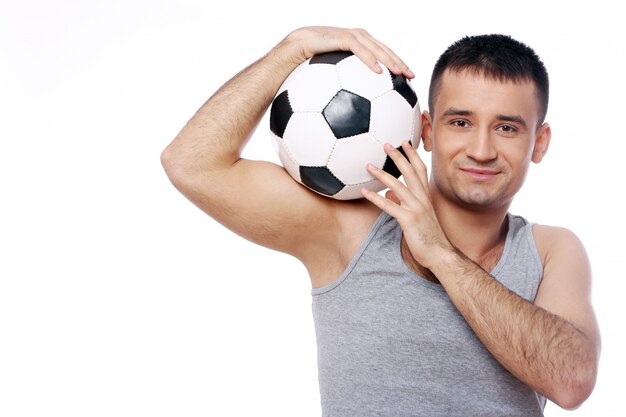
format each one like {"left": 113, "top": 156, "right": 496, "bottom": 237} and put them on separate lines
{"left": 466, "top": 128, "right": 497, "bottom": 162}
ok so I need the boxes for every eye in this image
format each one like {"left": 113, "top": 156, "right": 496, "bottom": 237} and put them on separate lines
{"left": 497, "top": 124, "right": 518, "bottom": 133}
{"left": 451, "top": 119, "right": 470, "bottom": 128}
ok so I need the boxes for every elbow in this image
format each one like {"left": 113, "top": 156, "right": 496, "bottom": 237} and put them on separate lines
{"left": 160, "top": 145, "right": 178, "bottom": 178}
{"left": 160, "top": 144, "right": 192, "bottom": 188}
{"left": 553, "top": 389, "right": 591, "bottom": 411}
{"left": 551, "top": 366, "right": 598, "bottom": 411}
{"left": 160, "top": 140, "right": 231, "bottom": 185}
{"left": 160, "top": 143, "right": 223, "bottom": 205}
{"left": 553, "top": 390, "right": 588, "bottom": 411}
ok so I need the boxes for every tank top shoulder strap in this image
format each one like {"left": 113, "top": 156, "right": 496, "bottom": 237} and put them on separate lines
{"left": 491, "top": 214, "right": 544, "bottom": 302}
{"left": 311, "top": 210, "right": 394, "bottom": 295}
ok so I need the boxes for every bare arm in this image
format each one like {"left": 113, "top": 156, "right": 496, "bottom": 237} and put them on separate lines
{"left": 363, "top": 142, "right": 600, "bottom": 410}
{"left": 161, "top": 37, "right": 314, "bottom": 254}
{"left": 429, "top": 235, "right": 599, "bottom": 410}
{"left": 161, "top": 27, "right": 413, "bottom": 271}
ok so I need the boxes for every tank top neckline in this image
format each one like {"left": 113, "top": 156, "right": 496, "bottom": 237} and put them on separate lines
{"left": 312, "top": 210, "right": 520, "bottom": 296}
{"left": 392, "top": 212, "right": 515, "bottom": 292}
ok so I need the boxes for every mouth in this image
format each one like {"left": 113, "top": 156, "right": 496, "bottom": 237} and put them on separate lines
{"left": 459, "top": 167, "right": 500, "bottom": 181}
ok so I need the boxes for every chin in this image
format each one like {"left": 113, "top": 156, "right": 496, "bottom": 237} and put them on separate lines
{"left": 435, "top": 177, "right": 512, "bottom": 211}
{"left": 464, "top": 192, "right": 498, "bottom": 206}
{"left": 454, "top": 190, "right": 509, "bottom": 211}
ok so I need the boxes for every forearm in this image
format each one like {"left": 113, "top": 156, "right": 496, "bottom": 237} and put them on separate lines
{"left": 433, "top": 249, "right": 596, "bottom": 409}
{"left": 162, "top": 38, "right": 303, "bottom": 174}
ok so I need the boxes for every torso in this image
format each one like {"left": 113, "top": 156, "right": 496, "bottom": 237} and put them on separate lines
{"left": 310, "top": 211, "right": 548, "bottom": 416}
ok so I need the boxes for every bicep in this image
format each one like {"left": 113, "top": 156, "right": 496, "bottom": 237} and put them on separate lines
{"left": 168, "top": 157, "right": 339, "bottom": 258}
{"left": 533, "top": 226, "right": 601, "bottom": 350}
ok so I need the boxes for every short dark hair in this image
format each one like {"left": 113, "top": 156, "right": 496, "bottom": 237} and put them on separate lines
{"left": 428, "top": 34, "right": 549, "bottom": 126}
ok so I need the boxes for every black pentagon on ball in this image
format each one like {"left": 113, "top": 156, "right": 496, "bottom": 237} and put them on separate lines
{"left": 310, "top": 51, "right": 354, "bottom": 65}
{"left": 322, "top": 90, "right": 371, "bottom": 139}
{"left": 300, "top": 166, "right": 345, "bottom": 196}
{"left": 382, "top": 142, "right": 412, "bottom": 178}
{"left": 390, "top": 73, "right": 418, "bottom": 108}
{"left": 269, "top": 90, "right": 293, "bottom": 138}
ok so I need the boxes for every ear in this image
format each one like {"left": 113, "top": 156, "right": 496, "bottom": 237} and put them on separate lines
{"left": 531, "top": 123, "right": 551, "bottom": 163}
{"left": 421, "top": 111, "right": 433, "bottom": 152}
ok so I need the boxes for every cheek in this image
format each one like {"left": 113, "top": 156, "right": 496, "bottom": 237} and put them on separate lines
{"left": 429, "top": 142, "right": 461, "bottom": 185}
{"left": 431, "top": 138, "right": 462, "bottom": 162}
{"left": 501, "top": 149, "right": 533, "bottom": 191}
{"left": 504, "top": 144, "right": 534, "bottom": 171}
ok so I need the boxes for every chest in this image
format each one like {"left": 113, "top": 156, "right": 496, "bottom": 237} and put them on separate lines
{"left": 400, "top": 235, "right": 505, "bottom": 284}
{"left": 311, "top": 274, "right": 537, "bottom": 412}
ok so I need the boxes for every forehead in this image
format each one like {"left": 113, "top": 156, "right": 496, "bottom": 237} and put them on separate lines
{"left": 434, "top": 69, "right": 540, "bottom": 123}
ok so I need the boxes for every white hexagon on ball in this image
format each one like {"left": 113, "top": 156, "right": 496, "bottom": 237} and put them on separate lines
{"left": 327, "top": 133, "right": 387, "bottom": 185}
{"left": 370, "top": 91, "right": 422, "bottom": 146}
{"left": 272, "top": 134, "right": 302, "bottom": 183}
{"left": 336, "top": 55, "right": 393, "bottom": 100}
{"left": 282, "top": 113, "right": 336, "bottom": 167}
{"left": 281, "top": 62, "right": 341, "bottom": 112}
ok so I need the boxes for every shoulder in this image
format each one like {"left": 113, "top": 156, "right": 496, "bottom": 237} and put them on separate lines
{"left": 530, "top": 223, "right": 599, "bottom": 366}
{"left": 530, "top": 223, "right": 592, "bottom": 304}
{"left": 531, "top": 224, "right": 588, "bottom": 267}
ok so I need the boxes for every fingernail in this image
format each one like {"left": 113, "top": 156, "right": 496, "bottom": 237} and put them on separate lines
{"left": 406, "top": 68, "right": 415, "bottom": 77}
{"left": 384, "top": 143, "right": 394, "bottom": 152}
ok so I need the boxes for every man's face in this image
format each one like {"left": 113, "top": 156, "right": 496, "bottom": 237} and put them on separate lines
{"left": 423, "top": 69, "right": 551, "bottom": 211}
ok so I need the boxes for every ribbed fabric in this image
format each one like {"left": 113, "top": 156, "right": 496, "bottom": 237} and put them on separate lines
{"left": 312, "top": 211, "right": 545, "bottom": 416}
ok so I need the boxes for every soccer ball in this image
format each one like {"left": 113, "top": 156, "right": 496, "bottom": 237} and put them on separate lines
{"left": 269, "top": 51, "right": 421, "bottom": 200}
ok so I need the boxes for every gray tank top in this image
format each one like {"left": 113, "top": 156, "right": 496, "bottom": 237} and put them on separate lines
{"left": 312, "top": 211, "right": 546, "bottom": 416}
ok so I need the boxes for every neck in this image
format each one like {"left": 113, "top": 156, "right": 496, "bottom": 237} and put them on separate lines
{"left": 399, "top": 186, "right": 511, "bottom": 284}
{"left": 430, "top": 189, "right": 510, "bottom": 267}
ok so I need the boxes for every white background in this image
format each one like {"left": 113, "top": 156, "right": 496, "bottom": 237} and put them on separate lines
{"left": 1, "top": 0, "right": 624, "bottom": 416}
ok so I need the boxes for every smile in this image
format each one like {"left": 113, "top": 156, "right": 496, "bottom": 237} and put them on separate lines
{"left": 460, "top": 167, "right": 500, "bottom": 181}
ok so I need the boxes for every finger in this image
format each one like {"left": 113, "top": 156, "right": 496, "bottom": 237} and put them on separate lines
{"left": 383, "top": 143, "right": 425, "bottom": 195}
{"left": 370, "top": 39, "right": 414, "bottom": 78}
{"left": 361, "top": 187, "right": 405, "bottom": 218}
{"left": 366, "top": 162, "right": 419, "bottom": 205}
{"left": 336, "top": 28, "right": 386, "bottom": 73}
{"left": 347, "top": 43, "right": 385, "bottom": 74}
{"left": 401, "top": 141, "right": 429, "bottom": 191}
{"left": 349, "top": 29, "right": 414, "bottom": 78}
{"left": 385, "top": 190, "right": 401, "bottom": 205}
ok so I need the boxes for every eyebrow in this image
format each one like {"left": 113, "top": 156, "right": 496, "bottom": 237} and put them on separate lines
{"left": 442, "top": 107, "right": 473, "bottom": 117}
{"left": 442, "top": 107, "right": 528, "bottom": 129}
{"left": 495, "top": 114, "right": 528, "bottom": 129}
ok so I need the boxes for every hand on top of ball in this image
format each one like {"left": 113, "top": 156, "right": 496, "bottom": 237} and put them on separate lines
{"left": 285, "top": 26, "right": 414, "bottom": 79}
{"left": 362, "top": 142, "right": 453, "bottom": 270}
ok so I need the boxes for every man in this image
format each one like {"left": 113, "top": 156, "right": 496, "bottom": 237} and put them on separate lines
{"left": 161, "top": 27, "right": 600, "bottom": 416}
